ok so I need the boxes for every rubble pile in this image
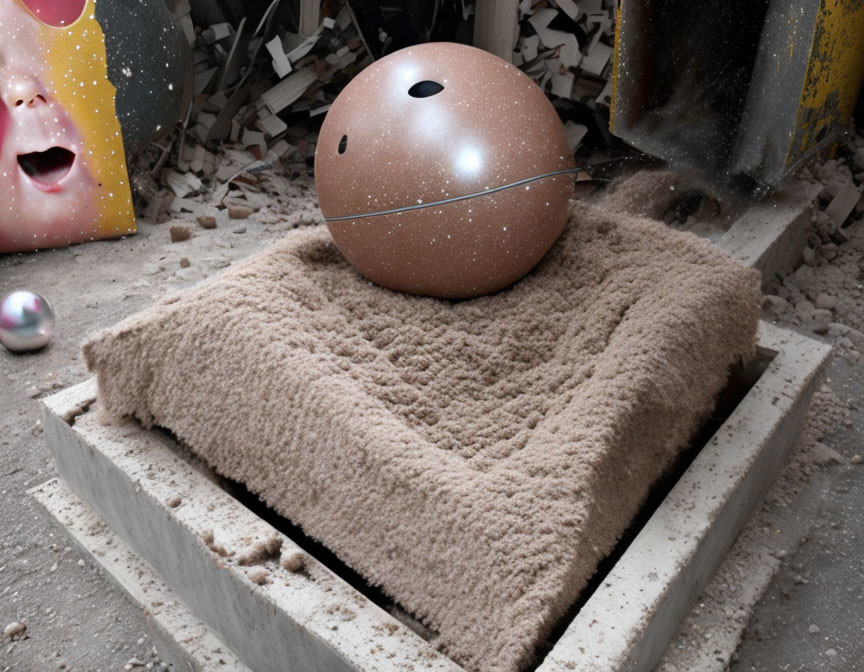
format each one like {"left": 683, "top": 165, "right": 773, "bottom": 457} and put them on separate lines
{"left": 514, "top": 0, "right": 617, "bottom": 153}
{"left": 132, "top": 1, "right": 619, "bottom": 226}
{"left": 764, "top": 130, "right": 864, "bottom": 355}
{"left": 136, "top": 0, "right": 372, "bottom": 226}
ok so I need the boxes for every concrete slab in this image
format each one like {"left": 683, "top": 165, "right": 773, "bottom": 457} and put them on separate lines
{"left": 39, "top": 379, "right": 461, "bottom": 672}
{"left": 36, "top": 321, "right": 830, "bottom": 672}
{"left": 29, "top": 478, "right": 251, "bottom": 672}
{"left": 718, "top": 182, "right": 822, "bottom": 287}
{"left": 538, "top": 321, "right": 831, "bottom": 672}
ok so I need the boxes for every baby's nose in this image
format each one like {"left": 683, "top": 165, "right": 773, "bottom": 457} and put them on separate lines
{"left": 1, "top": 71, "right": 47, "bottom": 109}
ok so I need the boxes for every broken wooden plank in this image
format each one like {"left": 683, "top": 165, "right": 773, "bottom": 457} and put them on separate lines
{"left": 550, "top": 66, "right": 575, "bottom": 99}
{"left": 552, "top": 0, "right": 580, "bottom": 20}
{"left": 299, "top": 0, "right": 322, "bottom": 37}
{"left": 202, "top": 22, "right": 232, "bottom": 44}
{"left": 258, "top": 113, "right": 288, "bottom": 137}
{"left": 521, "top": 34, "right": 540, "bottom": 61}
{"left": 564, "top": 121, "right": 588, "bottom": 153}
{"left": 163, "top": 169, "right": 203, "bottom": 198}
{"left": 581, "top": 39, "right": 613, "bottom": 77}
{"left": 260, "top": 67, "right": 318, "bottom": 114}
{"left": 474, "top": 0, "right": 520, "bottom": 63}
{"left": 266, "top": 36, "right": 293, "bottom": 78}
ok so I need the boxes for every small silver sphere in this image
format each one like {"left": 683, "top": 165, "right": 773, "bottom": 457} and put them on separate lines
{"left": 0, "top": 290, "right": 55, "bottom": 353}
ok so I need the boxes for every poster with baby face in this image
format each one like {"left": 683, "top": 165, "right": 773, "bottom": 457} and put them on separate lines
{"left": 0, "top": 0, "right": 135, "bottom": 253}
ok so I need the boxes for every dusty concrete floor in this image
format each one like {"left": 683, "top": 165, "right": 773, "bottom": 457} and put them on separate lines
{"left": 0, "top": 205, "right": 310, "bottom": 671}
{"left": 732, "top": 357, "right": 864, "bottom": 672}
{"left": 659, "top": 142, "right": 864, "bottom": 672}
{"left": 1, "top": 161, "right": 862, "bottom": 672}
{"left": 729, "top": 218, "right": 864, "bottom": 669}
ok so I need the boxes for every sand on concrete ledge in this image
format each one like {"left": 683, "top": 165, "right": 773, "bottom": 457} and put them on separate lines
{"left": 83, "top": 199, "right": 761, "bottom": 672}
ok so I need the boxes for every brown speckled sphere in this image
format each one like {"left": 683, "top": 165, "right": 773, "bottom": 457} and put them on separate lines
{"left": 315, "top": 42, "right": 574, "bottom": 299}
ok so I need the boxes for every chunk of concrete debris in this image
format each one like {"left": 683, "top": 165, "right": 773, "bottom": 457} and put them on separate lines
{"left": 169, "top": 198, "right": 199, "bottom": 214}
{"left": 228, "top": 205, "right": 254, "bottom": 220}
{"left": 814, "top": 293, "right": 837, "bottom": 311}
{"left": 821, "top": 242, "right": 838, "bottom": 260}
{"left": 170, "top": 226, "right": 192, "bottom": 243}
{"left": 823, "top": 180, "right": 861, "bottom": 226}
{"left": 809, "top": 624, "right": 821, "bottom": 634}
{"left": 238, "top": 536, "right": 282, "bottom": 566}
{"left": 564, "top": 121, "right": 588, "bottom": 153}
{"left": 232, "top": 226, "right": 247, "bottom": 234}
{"left": 201, "top": 530, "right": 230, "bottom": 557}
{"left": 247, "top": 568, "right": 270, "bottom": 585}
{"left": 811, "top": 442, "right": 843, "bottom": 466}
{"left": 197, "top": 215, "right": 217, "bottom": 229}
{"left": 163, "top": 169, "right": 202, "bottom": 199}
{"left": 793, "top": 264, "right": 817, "bottom": 292}
{"left": 280, "top": 548, "right": 305, "bottom": 572}
{"left": 189, "top": 145, "right": 206, "bottom": 174}
{"left": 803, "top": 308, "right": 832, "bottom": 334}
{"left": 167, "top": 495, "right": 183, "bottom": 507}
{"left": 763, "top": 294, "right": 789, "bottom": 314}
{"left": 851, "top": 454, "right": 862, "bottom": 464}
{"left": 4, "top": 621, "right": 26, "bottom": 640}
{"left": 794, "top": 299, "right": 815, "bottom": 315}
{"left": 242, "top": 129, "right": 267, "bottom": 157}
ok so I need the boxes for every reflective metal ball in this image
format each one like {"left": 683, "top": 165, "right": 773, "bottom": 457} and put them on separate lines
{"left": 0, "top": 290, "right": 55, "bottom": 353}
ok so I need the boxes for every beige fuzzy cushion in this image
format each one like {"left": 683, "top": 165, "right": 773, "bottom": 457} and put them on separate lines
{"left": 84, "top": 199, "right": 761, "bottom": 672}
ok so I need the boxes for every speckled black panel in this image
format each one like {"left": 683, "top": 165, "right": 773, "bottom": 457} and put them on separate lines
{"left": 95, "top": 0, "right": 190, "bottom": 155}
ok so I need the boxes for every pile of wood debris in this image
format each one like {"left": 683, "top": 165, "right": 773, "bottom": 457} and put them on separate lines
{"left": 514, "top": 0, "right": 616, "bottom": 154}
{"left": 137, "top": 0, "right": 372, "bottom": 224}
{"left": 134, "top": 0, "right": 618, "bottom": 226}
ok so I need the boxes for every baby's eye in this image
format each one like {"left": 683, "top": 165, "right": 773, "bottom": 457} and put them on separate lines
{"left": 18, "top": 0, "right": 87, "bottom": 28}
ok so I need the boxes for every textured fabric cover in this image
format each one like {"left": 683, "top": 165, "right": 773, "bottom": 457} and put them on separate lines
{"left": 84, "top": 199, "right": 761, "bottom": 672}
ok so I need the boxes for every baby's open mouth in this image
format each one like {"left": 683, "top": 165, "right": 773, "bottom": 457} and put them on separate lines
{"left": 17, "top": 147, "right": 76, "bottom": 185}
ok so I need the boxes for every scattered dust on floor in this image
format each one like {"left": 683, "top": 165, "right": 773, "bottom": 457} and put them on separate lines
{"left": 658, "top": 128, "right": 864, "bottom": 672}
{"left": 0, "top": 154, "right": 320, "bottom": 670}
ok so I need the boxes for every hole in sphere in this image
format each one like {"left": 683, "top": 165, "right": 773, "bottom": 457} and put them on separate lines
{"left": 408, "top": 81, "right": 444, "bottom": 98}
{"left": 338, "top": 135, "right": 348, "bottom": 154}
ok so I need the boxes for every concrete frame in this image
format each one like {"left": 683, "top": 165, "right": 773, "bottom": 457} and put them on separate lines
{"left": 30, "top": 478, "right": 251, "bottom": 672}
{"left": 32, "top": 320, "right": 829, "bottom": 672}
{"left": 716, "top": 182, "right": 822, "bottom": 288}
